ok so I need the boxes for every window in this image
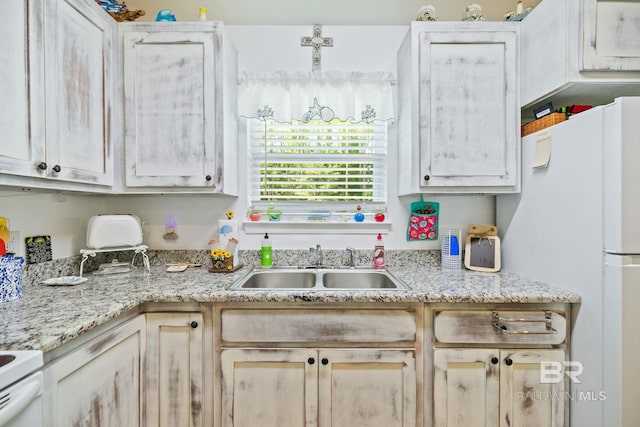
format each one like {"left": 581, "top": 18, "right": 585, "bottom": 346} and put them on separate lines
{"left": 248, "top": 118, "right": 388, "bottom": 203}
{"left": 238, "top": 70, "right": 395, "bottom": 221}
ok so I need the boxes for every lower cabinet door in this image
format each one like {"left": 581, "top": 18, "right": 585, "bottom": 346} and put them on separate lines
{"left": 220, "top": 348, "right": 318, "bottom": 427}
{"left": 43, "top": 315, "right": 146, "bottom": 427}
{"left": 145, "top": 312, "right": 204, "bottom": 427}
{"left": 318, "top": 349, "right": 416, "bottom": 427}
{"left": 500, "top": 349, "right": 565, "bottom": 427}
{"left": 433, "top": 348, "right": 500, "bottom": 427}
{"left": 220, "top": 348, "right": 416, "bottom": 427}
{"left": 433, "top": 348, "right": 566, "bottom": 427}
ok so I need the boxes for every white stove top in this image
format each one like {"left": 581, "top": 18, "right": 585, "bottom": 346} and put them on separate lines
{"left": 0, "top": 350, "right": 43, "bottom": 390}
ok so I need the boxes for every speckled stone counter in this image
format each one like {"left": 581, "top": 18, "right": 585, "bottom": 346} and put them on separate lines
{"left": 0, "top": 250, "right": 580, "bottom": 354}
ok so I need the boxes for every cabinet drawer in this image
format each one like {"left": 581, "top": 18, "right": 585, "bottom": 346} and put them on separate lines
{"left": 221, "top": 309, "right": 416, "bottom": 344}
{"left": 434, "top": 310, "right": 566, "bottom": 345}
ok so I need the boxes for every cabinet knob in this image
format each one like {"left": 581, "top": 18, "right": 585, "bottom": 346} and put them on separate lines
{"left": 505, "top": 358, "right": 513, "bottom": 366}
{"left": 190, "top": 321, "right": 198, "bottom": 329}
{"left": 52, "top": 164, "right": 61, "bottom": 173}
{"left": 491, "top": 357, "right": 499, "bottom": 365}
{"left": 37, "top": 162, "right": 47, "bottom": 171}
{"left": 321, "top": 358, "right": 329, "bottom": 365}
{"left": 423, "top": 174, "right": 430, "bottom": 182}
{"left": 308, "top": 357, "right": 315, "bottom": 365}
{"left": 205, "top": 175, "right": 212, "bottom": 181}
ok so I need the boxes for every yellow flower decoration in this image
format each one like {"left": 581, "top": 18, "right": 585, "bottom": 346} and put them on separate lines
{"left": 211, "top": 249, "right": 231, "bottom": 259}
{"left": 226, "top": 210, "right": 234, "bottom": 219}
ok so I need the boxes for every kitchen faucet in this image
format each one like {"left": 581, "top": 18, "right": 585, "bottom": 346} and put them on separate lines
{"left": 309, "top": 244, "right": 323, "bottom": 267}
{"left": 346, "top": 247, "right": 356, "bottom": 268}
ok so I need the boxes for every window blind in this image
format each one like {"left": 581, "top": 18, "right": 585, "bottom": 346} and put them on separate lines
{"left": 248, "top": 119, "right": 387, "bottom": 203}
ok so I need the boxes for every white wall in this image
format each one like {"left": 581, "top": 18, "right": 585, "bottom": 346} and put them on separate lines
{"left": 126, "top": 0, "right": 540, "bottom": 24}
{"left": 0, "top": 191, "right": 109, "bottom": 258}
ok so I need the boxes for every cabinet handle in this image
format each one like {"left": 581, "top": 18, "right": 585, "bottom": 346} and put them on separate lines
{"left": 321, "top": 358, "right": 329, "bottom": 365}
{"left": 505, "top": 358, "right": 513, "bottom": 366}
{"left": 492, "top": 311, "right": 557, "bottom": 335}
{"left": 308, "top": 357, "right": 315, "bottom": 365}
{"left": 37, "top": 162, "right": 47, "bottom": 171}
{"left": 205, "top": 175, "right": 212, "bottom": 181}
{"left": 491, "top": 357, "right": 499, "bottom": 365}
{"left": 52, "top": 165, "right": 61, "bottom": 173}
{"left": 423, "top": 174, "right": 430, "bottom": 182}
{"left": 190, "top": 321, "right": 198, "bottom": 329}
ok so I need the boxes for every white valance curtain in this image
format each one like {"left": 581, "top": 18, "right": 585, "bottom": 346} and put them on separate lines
{"left": 237, "top": 71, "right": 396, "bottom": 123}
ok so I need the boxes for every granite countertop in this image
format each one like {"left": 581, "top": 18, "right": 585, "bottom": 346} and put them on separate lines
{"left": 0, "top": 259, "right": 580, "bottom": 354}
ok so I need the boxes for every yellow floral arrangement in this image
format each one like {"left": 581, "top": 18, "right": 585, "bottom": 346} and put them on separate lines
{"left": 211, "top": 248, "right": 233, "bottom": 271}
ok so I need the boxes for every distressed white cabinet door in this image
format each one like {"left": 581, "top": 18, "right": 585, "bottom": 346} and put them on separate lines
{"left": 43, "top": 0, "right": 114, "bottom": 186}
{"left": 398, "top": 22, "right": 520, "bottom": 194}
{"left": 146, "top": 313, "right": 204, "bottom": 427}
{"left": 43, "top": 315, "right": 145, "bottom": 427}
{"left": 520, "top": 0, "right": 640, "bottom": 112}
{"left": 0, "top": 0, "right": 45, "bottom": 179}
{"left": 418, "top": 28, "right": 518, "bottom": 190}
{"left": 318, "top": 349, "right": 416, "bottom": 427}
{"left": 433, "top": 348, "right": 565, "bottom": 427}
{"left": 500, "top": 349, "right": 565, "bottom": 427}
{"left": 123, "top": 29, "right": 217, "bottom": 188}
{"left": 433, "top": 349, "right": 500, "bottom": 427}
{"left": 582, "top": 0, "right": 640, "bottom": 71}
{"left": 220, "top": 348, "right": 318, "bottom": 427}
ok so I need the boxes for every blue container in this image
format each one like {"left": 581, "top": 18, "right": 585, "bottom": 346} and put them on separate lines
{"left": 156, "top": 9, "right": 176, "bottom": 21}
{"left": 0, "top": 254, "right": 25, "bottom": 302}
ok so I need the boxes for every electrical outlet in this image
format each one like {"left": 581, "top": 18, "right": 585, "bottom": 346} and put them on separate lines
{"left": 9, "top": 230, "right": 20, "bottom": 255}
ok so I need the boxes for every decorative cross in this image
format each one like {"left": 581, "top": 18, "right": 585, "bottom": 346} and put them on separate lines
{"left": 301, "top": 25, "right": 333, "bottom": 71}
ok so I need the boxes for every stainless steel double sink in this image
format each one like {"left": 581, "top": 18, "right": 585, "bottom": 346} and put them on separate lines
{"left": 231, "top": 267, "right": 407, "bottom": 290}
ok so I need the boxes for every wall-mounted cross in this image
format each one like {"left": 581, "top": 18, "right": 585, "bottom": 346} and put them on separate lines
{"left": 301, "top": 25, "right": 333, "bottom": 71}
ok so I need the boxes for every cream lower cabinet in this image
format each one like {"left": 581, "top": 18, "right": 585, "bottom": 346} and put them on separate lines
{"left": 43, "top": 315, "right": 145, "bottom": 427}
{"left": 145, "top": 312, "right": 204, "bottom": 427}
{"left": 431, "top": 307, "right": 570, "bottom": 427}
{"left": 221, "top": 348, "right": 415, "bottom": 427}
{"left": 217, "top": 305, "right": 422, "bottom": 427}
{"left": 433, "top": 348, "right": 565, "bottom": 427}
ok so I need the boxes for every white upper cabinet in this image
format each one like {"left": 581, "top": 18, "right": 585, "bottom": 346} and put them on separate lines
{"left": 0, "top": 0, "right": 115, "bottom": 190}
{"left": 397, "top": 22, "right": 520, "bottom": 195}
{"left": 521, "top": 0, "right": 640, "bottom": 113}
{"left": 0, "top": 0, "right": 45, "bottom": 180}
{"left": 120, "top": 22, "right": 238, "bottom": 195}
{"left": 583, "top": 0, "right": 640, "bottom": 71}
{"left": 44, "top": 0, "right": 115, "bottom": 187}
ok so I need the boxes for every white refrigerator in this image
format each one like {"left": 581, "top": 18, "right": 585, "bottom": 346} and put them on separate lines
{"left": 497, "top": 97, "right": 640, "bottom": 427}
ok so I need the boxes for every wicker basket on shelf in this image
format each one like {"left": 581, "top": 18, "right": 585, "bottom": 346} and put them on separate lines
{"left": 521, "top": 112, "right": 567, "bottom": 137}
